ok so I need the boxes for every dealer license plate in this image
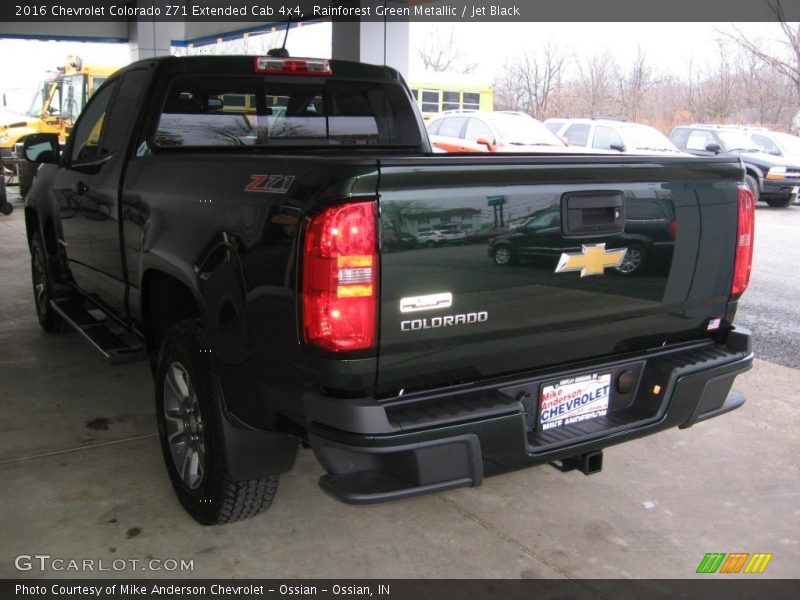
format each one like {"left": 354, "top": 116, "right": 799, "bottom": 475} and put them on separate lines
{"left": 539, "top": 371, "right": 612, "bottom": 431}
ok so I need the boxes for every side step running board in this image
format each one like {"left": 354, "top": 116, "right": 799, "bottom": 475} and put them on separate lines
{"left": 50, "top": 298, "right": 144, "bottom": 365}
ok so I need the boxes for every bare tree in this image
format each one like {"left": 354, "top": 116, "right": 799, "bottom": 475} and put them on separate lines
{"left": 493, "top": 43, "right": 568, "bottom": 119}
{"left": 719, "top": 0, "right": 800, "bottom": 130}
{"left": 616, "top": 47, "right": 656, "bottom": 121}
{"left": 695, "top": 42, "right": 739, "bottom": 122}
{"left": 738, "top": 50, "right": 793, "bottom": 126}
{"left": 574, "top": 51, "right": 618, "bottom": 117}
{"left": 417, "top": 27, "right": 477, "bottom": 74}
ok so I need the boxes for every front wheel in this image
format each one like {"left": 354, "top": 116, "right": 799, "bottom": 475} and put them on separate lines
{"left": 30, "top": 231, "right": 67, "bottom": 333}
{"left": 492, "top": 245, "right": 515, "bottom": 266}
{"left": 616, "top": 245, "right": 646, "bottom": 275}
{"left": 155, "top": 320, "right": 279, "bottom": 525}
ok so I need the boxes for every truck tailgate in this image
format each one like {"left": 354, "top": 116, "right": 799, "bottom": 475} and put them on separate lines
{"left": 376, "top": 156, "right": 742, "bottom": 396}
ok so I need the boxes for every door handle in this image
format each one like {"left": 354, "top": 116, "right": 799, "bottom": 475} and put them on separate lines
{"left": 74, "top": 181, "right": 89, "bottom": 195}
{"left": 562, "top": 191, "right": 624, "bottom": 236}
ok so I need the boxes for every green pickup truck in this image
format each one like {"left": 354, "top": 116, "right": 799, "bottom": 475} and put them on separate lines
{"left": 21, "top": 55, "right": 754, "bottom": 525}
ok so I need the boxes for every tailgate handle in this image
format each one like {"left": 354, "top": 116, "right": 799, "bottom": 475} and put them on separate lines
{"left": 561, "top": 191, "right": 624, "bottom": 236}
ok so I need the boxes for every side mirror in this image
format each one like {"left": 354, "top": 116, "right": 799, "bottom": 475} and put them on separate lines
{"left": 610, "top": 143, "right": 626, "bottom": 152}
{"left": 705, "top": 143, "right": 721, "bottom": 154}
{"left": 475, "top": 136, "right": 495, "bottom": 152}
{"left": 21, "top": 134, "right": 60, "bottom": 164}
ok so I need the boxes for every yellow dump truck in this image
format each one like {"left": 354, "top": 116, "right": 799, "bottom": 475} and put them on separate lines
{"left": 1, "top": 55, "right": 123, "bottom": 194}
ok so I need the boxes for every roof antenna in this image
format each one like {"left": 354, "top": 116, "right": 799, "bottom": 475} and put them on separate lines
{"left": 267, "top": 17, "right": 291, "bottom": 57}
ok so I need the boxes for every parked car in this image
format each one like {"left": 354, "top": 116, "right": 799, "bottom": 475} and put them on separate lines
{"left": 488, "top": 197, "right": 676, "bottom": 276}
{"left": 22, "top": 54, "right": 753, "bottom": 525}
{"left": 426, "top": 110, "right": 600, "bottom": 153}
{"left": 427, "top": 133, "right": 489, "bottom": 153}
{"left": 545, "top": 118, "right": 687, "bottom": 156}
{"left": 746, "top": 128, "right": 800, "bottom": 161}
{"left": 670, "top": 124, "right": 800, "bottom": 207}
{"left": 416, "top": 228, "right": 467, "bottom": 246}
{"left": 383, "top": 230, "right": 418, "bottom": 251}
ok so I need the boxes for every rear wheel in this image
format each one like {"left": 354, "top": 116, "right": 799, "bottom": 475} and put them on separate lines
{"left": 30, "top": 231, "right": 66, "bottom": 333}
{"left": 155, "top": 320, "right": 279, "bottom": 525}
{"left": 493, "top": 245, "right": 515, "bottom": 266}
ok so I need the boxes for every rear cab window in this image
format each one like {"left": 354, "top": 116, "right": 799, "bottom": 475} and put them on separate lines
{"left": 148, "top": 71, "right": 423, "bottom": 151}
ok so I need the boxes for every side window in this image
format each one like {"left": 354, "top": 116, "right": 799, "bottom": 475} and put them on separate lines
{"left": 465, "top": 118, "right": 493, "bottom": 142}
{"left": 427, "top": 119, "right": 443, "bottom": 135}
{"left": 102, "top": 69, "right": 150, "bottom": 155}
{"left": 751, "top": 134, "right": 780, "bottom": 155}
{"left": 564, "top": 123, "right": 590, "bottom": 146}
{"left": 593, "top": 126, "right": 625, "bottom": 150}
{"left": 442, "top": 90, "right": 460, "bottom": 111}
{"left": 462, "top": 92, "right": 480, "bottom": 111}
{"left": 90, "top": 76, "right": 107, "bottom": 95}
{"left": 69, "top": 81, "right": 116, "bottom": 163}
{"left": 438, "top": 117, "right": 467, "bottom": 138}
{"left": 670, "top": 128, "right": 688, "bottom": 149}
{"left": 686, "top": 130, "right": 714, "bottom": 151}
{"left": 526, "top": 211, "right": 558, "bottom": 231}
{"left": 421, "top": 89, "right": 440, "bottom": 113}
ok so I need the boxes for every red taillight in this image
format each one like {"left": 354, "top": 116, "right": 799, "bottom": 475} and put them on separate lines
{"left": 254, "top": 57, "right": 332, "bottom": 76}
{"left": 668, "top": 220, "right": 677, "bottom": 241}
{"left": 302, "top": 201, "right": 378, "bottom": 352}
{"left": 731, "top": 185, "right": 755, "bottom": 299}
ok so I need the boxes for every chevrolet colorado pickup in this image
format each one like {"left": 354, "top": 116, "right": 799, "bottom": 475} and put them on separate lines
{"left": 22, "top": 55, "right": 754, "bottom": 525}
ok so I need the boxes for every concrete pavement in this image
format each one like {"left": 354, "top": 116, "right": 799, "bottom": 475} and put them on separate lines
{"left": 1, "top": 206, "right": 798, "bottom": 580}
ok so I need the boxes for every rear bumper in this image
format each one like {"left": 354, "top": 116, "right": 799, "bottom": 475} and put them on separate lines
{"left": 306, "top": 328, "right": 753, "bottom": 504}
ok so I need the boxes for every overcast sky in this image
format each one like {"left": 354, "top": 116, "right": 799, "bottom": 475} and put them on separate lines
{"left": 408, "top": 22, "right": 788, "bottom": 81}
{"left": 0, "top": 21, "right": 788, "bottom": 112}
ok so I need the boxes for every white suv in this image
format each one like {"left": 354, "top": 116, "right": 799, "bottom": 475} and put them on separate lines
{"left": 416, "top": 229, "right": 467, "bottom": 247}
{"left": 544, "top": 118, "right": 687, "bottom": 156}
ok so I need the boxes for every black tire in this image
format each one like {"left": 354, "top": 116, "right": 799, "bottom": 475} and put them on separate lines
{"left": 765, "top": 196, "right": 792, "bottom": 208}
{"left": 492, "top": 245, "right": 515, "bottom": 266}
{"left": 155, "top": 320, "right": 279, "bottom": 525}
{"left": 745, "top": 174, "right": 760, "bottom": 205}
{"left": 616, "top": 244, "right": 646, "bottom": 276}
{"left": 30, "top": 231, "right": 67, "bottom": 333}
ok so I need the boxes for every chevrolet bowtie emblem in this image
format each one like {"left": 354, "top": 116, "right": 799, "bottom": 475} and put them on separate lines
{"left": 555, "top": 243, "right": 627, "bottom": 277}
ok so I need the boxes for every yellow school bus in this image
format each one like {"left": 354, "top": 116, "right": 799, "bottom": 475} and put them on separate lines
{"left": 1, "top": 54, "right": 123, "bottom": 152}
{"left": 1, "top": 55, "right": 123, "bottom": 193}
{"left": 408, "top": 72, "right": 493, "bottom": 120}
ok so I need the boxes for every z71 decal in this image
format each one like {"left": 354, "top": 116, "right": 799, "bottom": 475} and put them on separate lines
{"left": 245, "top": 175, "right": 295, "bottom": 194}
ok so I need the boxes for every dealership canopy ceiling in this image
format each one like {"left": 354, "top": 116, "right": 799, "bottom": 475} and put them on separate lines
{"left": 0, "top": 0, "right": 411, "bottom": 75}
